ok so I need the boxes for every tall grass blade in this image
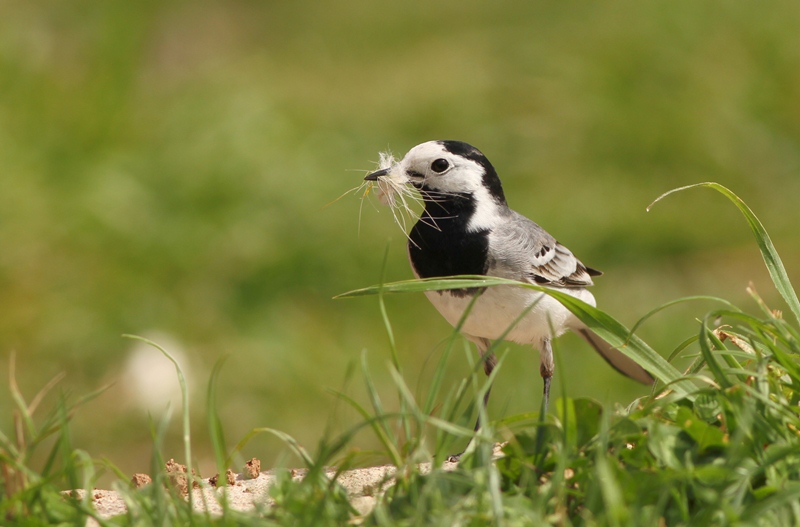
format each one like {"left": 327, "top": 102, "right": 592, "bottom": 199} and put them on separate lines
{"left": 359, "top": 351, "right": 400, "bottom": 459}
{"left": 739, "top": 483, "right": 800, "bottom": 524}
{"left": 627, "top": 295, "right": 738, "bottom": 338}
{"left": 326, "top": 389, "right": 403, "bottom": 465}
{"left": 696, "top": 316, "right": 732, "bottom": 388}
{"left": 542, "top": 287, "right": 693, "bottom": 395}
{"left": 648, "top": 182, "right": 800, "bottom": 324}
{"left": 421, "top": 332, "right": 458, "bottom": 418}
{"left": 338, "top": 277, "right": 693, "bottom": 395}
{"left": 122, "top": 334, "right": 195, "bottom": 519}
{"left": 230, "top": 427, "right": 315, "bottom": 467}
{"left": 207, "top": 355, "right": 230, "bottom": 477}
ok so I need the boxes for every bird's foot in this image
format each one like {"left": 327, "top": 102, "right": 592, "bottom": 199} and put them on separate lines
{"left": 446, "top": 452, "right": 463, "bottom": 463}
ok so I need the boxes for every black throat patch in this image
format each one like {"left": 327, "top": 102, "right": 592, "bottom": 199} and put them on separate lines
{"left": 408, "top": 194, "right": 490, "bottom": 298}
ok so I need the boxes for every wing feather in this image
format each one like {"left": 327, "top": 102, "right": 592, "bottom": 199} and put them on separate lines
{"left": 491, "top": 211, "right": 599, "bottom": 288}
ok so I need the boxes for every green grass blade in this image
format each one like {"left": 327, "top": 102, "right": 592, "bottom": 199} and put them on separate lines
{"left": 334, "top": 275, "right": 508, "bottom": 298}
{"left": 648, "top": 182, "right": 800, "bottom": 324}
{"left": 426, "top": 415, "right": 484, "bottom": 438}
{"left": 424, "top": 293, "right": 490, "bottom": 428}
{"left": 740, "top": 483, "right": 800, "bottom": 524}
{"left": 594, "top": 416, "right": 626, "bottom": 527}
{"left": 8, "top": 353, "right": 47, "bottom": 439}
{"left": 421, "top": 331, "right": 459, "bottom": 417}
{"left": 326, "top": 389, "right": 403, "bottom": 465}
{"left": 122, "top": 334, "right": 195, "bottom": 519}
{"left": 360, "top": 351, "right": 399, "bottom": 452}
{"left": 230, "top": 427, "right": 315, "bottom": 467}
{"left": 387, "top": 365, "right": 422, "bottom": 424}
{"left": 377, "top": 244, "right": 399, "bottom": 366}
{"left": 541, "top": 288, "right": 693, "bottom": 395}
{"left": 627, "top": 295, "right": 738, "bottom": 339}
{"left": 207, "top": 355, "right": 230, "bottom": 474}
{"left": 696, "top": 317, "right": 732, "bottom": 388}
{"left": 340, "top": 276, "right": 692, "bottom": 394}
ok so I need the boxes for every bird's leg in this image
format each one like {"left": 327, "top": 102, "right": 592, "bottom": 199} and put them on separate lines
{"left": 539, "top": 337, "right": 554, "bottom": 413}
{"left": 447, "top": 339, "right": 495, "bottom": 462}
{"left": 469, "top": 337, "right": 496, "bottom": 431}
{"left": 475, "top": 351, "right": 498, "bottom": 431}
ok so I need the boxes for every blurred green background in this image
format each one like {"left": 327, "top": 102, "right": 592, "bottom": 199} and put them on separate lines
{"left": 2, "top": 1, "right": 799, "bottom": 481}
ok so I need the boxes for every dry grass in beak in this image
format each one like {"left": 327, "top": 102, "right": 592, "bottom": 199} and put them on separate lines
{"left": 362, "top": 151, "right": 423, "bottom": 237}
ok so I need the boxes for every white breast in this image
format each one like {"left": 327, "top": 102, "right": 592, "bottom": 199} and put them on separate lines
{"left": 420, "top": 280, "right": 595, "bottom": 347}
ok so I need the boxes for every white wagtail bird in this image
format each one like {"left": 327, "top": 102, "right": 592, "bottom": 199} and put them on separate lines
{"left": 364, "top": 140, "right": 654, "bottom": 431}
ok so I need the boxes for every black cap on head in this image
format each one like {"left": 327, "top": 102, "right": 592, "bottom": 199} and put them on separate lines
{"left": 438, "top": 141, "right": 506, "bottom": 203}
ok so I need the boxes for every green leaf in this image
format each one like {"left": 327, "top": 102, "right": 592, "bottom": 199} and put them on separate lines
{"left": 740, "top": 483, "right": 800, "bottom": 523}
{"left": 674, "top": 406, "right": 727, "bottom": 452}
{"left": 646, "top": 420, "right": 685, "bottom": 469}
{"left": 557, "top": 397, "right": 603, "bottom": 450}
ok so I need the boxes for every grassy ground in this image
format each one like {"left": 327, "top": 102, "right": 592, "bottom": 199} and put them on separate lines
{"left": 2, "top": 185, "right": 800, "bottom": 525}
{"left": 2, "top": 0, "right": 800, "bottom": 504}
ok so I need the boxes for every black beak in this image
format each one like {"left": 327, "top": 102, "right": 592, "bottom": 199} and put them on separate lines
{"left": 364, "top": 168, "right": 390, "bottom": 181}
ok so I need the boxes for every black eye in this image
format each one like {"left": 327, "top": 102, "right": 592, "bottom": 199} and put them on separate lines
{"left": 431, "top": 158, "right": 449, "bottom": 173}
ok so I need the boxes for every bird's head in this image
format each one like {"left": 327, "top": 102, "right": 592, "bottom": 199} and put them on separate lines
{"left": 365, "top": 140, "right": 506, "bottom": 205}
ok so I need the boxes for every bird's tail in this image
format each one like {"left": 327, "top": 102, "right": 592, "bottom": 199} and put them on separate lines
{"left": 574, "top": 326, "right": 655, "bottom": 385}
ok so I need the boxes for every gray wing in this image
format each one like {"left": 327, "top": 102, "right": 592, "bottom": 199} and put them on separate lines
{"left": 491, "top": 210, "right": 600, "bottom": 288}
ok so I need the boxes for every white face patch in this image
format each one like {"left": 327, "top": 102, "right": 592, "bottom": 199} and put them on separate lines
{"left": 465, "top": 185, "right": 503, "bottom": 232}
{"left": 366, "top": 141, "right": 506, "bottom": 233}
{"left": 401, "top": 142, "right": 486, "bottom": 194}
{"left": 369, "top": 141, "right": 506, "bottom": 239}
{"left": 399, "top": 142, "right": 505, "bottom": 232}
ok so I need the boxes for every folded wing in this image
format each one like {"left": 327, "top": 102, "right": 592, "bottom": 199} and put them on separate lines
{"left": 491, "top": 211, "right": 600, "bottom": 287}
